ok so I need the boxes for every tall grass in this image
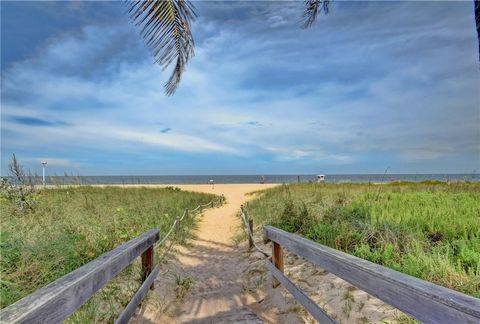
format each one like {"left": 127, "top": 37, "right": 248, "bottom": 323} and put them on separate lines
{"left": 0, "top": 186, "right": 216, "bottom": 320}
{"left": 246, "top": 182, "right": 480, "bottom": 297}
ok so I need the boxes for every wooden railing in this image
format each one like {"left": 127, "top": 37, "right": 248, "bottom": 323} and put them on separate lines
{"left": 264, "top": 225, "right": 480, "bottom": 324}
{"left": 0, "top": 229, "right": 160, "bottom": 324}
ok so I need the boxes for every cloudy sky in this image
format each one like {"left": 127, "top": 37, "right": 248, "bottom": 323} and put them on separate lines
{"left": 1, "top": 1, "right": 479, "bottom": 175}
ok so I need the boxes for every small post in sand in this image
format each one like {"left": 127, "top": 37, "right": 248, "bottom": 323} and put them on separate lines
{"left": 248, "top": 218, "right": 254, "bottom": 249}
{"left": 175, "top": 216, "right": 180, "bottom": 234}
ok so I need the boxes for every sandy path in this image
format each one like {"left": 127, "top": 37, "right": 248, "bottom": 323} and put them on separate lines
{"left": 129, "top": 183, "right": 407, "bottom": 323}
{"left": 132, "top": 184, "right": 300, "bottom": 323}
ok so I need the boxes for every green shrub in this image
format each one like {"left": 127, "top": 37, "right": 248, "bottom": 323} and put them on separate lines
{"left": 272, "top": 199, "right": 315, "bottom": 233}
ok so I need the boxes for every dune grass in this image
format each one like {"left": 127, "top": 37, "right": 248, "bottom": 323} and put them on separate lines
{"left": 245, "top": 181, "right": 480, "bottom": 297}
{"left": 0, "top": 186, "right": 217, "bottom": 320}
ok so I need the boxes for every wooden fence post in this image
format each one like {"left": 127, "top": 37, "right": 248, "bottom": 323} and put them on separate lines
{"left": 248, "top": 219, "right": 254, "bottom": 249}
{"left": 175, "top": 216, "right": 180, "bottom": 234}
{"left": 141, "top": 246, "right": 154, "bottom": 290}
{"left": 185, "top": 208, "right": 189, "bottom": 219}
{"left": 211, "top": 201, "right": 214, "bottom": 208}
{"left": 272, "top": 242, "right": 284, "bottom": 288}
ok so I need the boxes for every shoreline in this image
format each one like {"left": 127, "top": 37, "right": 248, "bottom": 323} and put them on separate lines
{"left": 34, "top": 179, "right": 479, "bottom": 190}
{"left": 11, "top": 173, "right": 479, "bottom": 187}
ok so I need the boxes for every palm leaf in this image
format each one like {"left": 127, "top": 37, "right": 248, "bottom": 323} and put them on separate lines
{"left": 475, "top": 0, "right": 480, "bottom": 62}
{"left": 127, "top": 0, "right": 197, "bottom": 95}
{"left": 302, "top": 0, "right": 331, "bottom": 29}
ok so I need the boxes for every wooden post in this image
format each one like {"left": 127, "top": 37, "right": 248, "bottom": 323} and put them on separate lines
{"left": 175, "top": 216, "right": 180, "bottom": 234}
{"left": 248, "top": 219, "right": 254, "bottom": 249}
{"left": 185, "top": 208, "right": 189, "bottom": 219}
{"left": 141, "top": 246, "right": 154, "bottom": 289}
{"left": 272, "top": 242, "right": 284, "bottom": 288}
{"left": 211, "top": 201, "right": 214, "bottom": 208}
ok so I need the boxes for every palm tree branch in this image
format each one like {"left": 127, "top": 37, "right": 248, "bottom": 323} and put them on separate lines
{"left": 475, "top": 0, "right": 480, "bottom": 62}
{"left": 127, "top": 0, "right": 197, "bottom": 95}
{"left": 302, "top": 0, "right": 331, "bottom": 29}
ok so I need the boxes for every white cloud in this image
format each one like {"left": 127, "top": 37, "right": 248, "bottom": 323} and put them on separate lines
{"left": 266, "top": 145, "right": 353, "bottom": 163}
{"left": 1, "top": 1, "right": 479, "bottom": 174}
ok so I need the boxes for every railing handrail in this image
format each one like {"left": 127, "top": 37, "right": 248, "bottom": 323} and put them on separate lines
{"left": 264, "top": 225, "right": 480, "bottom": 324}
{"left": 0, "top": 229, "right": 159, "bottom": 323}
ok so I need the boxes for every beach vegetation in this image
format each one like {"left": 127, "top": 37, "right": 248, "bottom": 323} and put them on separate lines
{"left": 246, "top": 182, "right": 480, "bottom": 297}
{"left": 0, "top": 154, "right": 37, "bottom": 212}
{"left": 0, "top": 185, "right": 217, "bottom": 321}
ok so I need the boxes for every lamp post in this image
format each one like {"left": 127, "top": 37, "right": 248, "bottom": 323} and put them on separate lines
{"left": 41, "top": 161, "right": 47, "bottom": 186}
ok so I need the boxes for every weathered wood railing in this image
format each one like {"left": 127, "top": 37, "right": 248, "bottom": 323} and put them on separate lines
{"left": 0, "top": 229, "right": 160, "bottom": 324}
{"left": 264, "top": 225, "right": 480, "bottom": 324}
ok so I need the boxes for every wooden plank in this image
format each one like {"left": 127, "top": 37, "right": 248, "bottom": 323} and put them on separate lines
{"left": 0, "top": 229, "right": 160, "bottom": 324}
{"left": 115, "top": 264, "right": 160, "bottom": 324}
{"left": 265, "top": 260, "right": 336, "bottom": 324}
{"left": 264, "top": 226, "right": 480, "bottom": 324}
{"left": 185, "top": 307, "right": 264, "bottom": 323}
{"left": 272, "top": 242, "right": 284, "bottom": 288}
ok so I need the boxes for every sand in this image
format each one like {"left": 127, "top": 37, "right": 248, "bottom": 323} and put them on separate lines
{"left": 130, "top": 184, "right": 406, "bottom": 323}
{"left": 129, "top": 184, "right": 302, "bottom": 323}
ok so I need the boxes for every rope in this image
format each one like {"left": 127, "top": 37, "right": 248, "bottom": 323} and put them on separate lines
{"left": 154, "top": 220, "right": 177, "bottom": 248}
{"left": 155, "top": 231, "right": 177, "bottom": 265}
{"left": 190, "top": 205, "right": 201, "bottom": 213}
{"left": 179, "top": 209, "right": 188, "bottom": 222}
{"left": 240, "top": 206, "right": 270, "bottom": 257}
{"left": 154, "top": 195, "right": 224, "bottom": 249}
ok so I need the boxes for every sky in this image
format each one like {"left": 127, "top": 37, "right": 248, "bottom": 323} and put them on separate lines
{"left": 1, "top": 1, "right": 479, "bottom": 176}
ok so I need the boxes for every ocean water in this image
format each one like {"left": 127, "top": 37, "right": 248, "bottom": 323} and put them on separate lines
{"left": 39, "top": 174, "right": 479, "bottom": 185}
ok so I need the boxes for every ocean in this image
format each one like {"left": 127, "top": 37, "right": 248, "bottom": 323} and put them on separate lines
{"left": 38, "top": 174, "right": 479, "bottom": 185}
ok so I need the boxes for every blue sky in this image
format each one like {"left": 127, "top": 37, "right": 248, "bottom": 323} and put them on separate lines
{"left": 1, "top": 1, "right": 479, "bottom": 175}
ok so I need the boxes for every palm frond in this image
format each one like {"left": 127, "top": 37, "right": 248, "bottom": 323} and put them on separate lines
{"left": 302, "top": 0, "right": 331, "bottom": 29}
{"left": 475, "top": 0, "right": 480, "bottom": 62}
{"left": 127, "top": 0, "right": 197, "bottom": 95}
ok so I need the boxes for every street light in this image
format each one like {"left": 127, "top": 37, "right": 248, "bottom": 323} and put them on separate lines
{"left": 41, "top": 161, "right": 47, "bottom": 186}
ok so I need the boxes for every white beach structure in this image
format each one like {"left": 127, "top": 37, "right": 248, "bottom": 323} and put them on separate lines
{"left": 41, "top": 161, "right": 47, "bottom": 186}
{"left": 316, "top": 174, "right": 325, "bottom": 182}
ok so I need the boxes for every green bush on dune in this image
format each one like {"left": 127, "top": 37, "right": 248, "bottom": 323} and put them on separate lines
{"left": 0, "top": 186, "right": 216, "bottom": 319}
{"left": 246, "top": 182, "right": 480, "bottom": 297}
